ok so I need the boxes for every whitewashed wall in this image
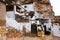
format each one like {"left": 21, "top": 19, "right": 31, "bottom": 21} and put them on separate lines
{"left": 52, "top": 25, "right": 60, "bottom": 37}
{"left": 6, "top": 11, "right": 15, "bottom": 19}
{"left": 20, "top": 4, "right": 34, "bottom": 12}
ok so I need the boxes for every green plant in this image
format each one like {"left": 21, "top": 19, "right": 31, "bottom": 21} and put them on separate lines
{"left": 6, "top": 0, "right": 12, "bottom": 4}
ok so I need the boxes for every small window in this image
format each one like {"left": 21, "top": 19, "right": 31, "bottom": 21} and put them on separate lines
{"left": 6, "top": 5, "right": 14, "bottom": 11}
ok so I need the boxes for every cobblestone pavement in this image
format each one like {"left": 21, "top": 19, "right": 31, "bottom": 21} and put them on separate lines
{"left": 24, "top": 37, "right": 40, "bottom": 40}
{"left": 51, "top": 36, "right": 60, "bottom": 40}
{"left": 0, "top": 36, "right": 6, "bottom": 40}
{"left": 6, "top": 37, "right": 41, "bottom": 40}
{"left": 6, "top": 36, "right": 52, "bottom": 40}
{"left": 1, "top": 35, "right": 60, "bottom": 40}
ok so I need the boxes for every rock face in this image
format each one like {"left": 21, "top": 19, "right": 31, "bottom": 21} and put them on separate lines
{"left": 0, "top": 2, "right": 6, "bottom": 36}
{"left": 54, "top": 16, "right": 60, "bottom": 24}
{"left": 33, "top": 0, "right": 50, "bottom": 3}
{"left": 34, "top": 3, "right": 52, "bottom": 12}
{"left": 33, "top": 0, "right": 55, "bottom": 22}
{"left": 0, "top": 2, "right": 6, "bottom": 26}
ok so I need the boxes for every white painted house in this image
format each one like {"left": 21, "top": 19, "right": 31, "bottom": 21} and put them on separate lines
{"left": 6, "top": 3, "right": 52, "bottom": 32}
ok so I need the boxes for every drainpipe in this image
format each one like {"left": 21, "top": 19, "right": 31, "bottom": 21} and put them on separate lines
{"left": 14, "top": 4, "right": 16, "bottom": 19}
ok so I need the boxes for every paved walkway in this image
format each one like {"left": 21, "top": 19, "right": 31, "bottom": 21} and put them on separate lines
{"left": 0, "top": 36, "right": 6, "bottom": 40}
{"left": 51, "top": 36, "right": 60, "bottom": 40}
{"left": 1, "top": 35, "right": 60, "bottom": 40}
{"left": 6, "top": 37, "right": 41, "bottom": 40}
{"left": 6, "top": 35, "right": 52, "bottom": 40}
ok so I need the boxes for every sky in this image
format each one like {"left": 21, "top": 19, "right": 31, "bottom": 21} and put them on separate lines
{"left": 50, "top": 0, "right": 60, "bottom": 16}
